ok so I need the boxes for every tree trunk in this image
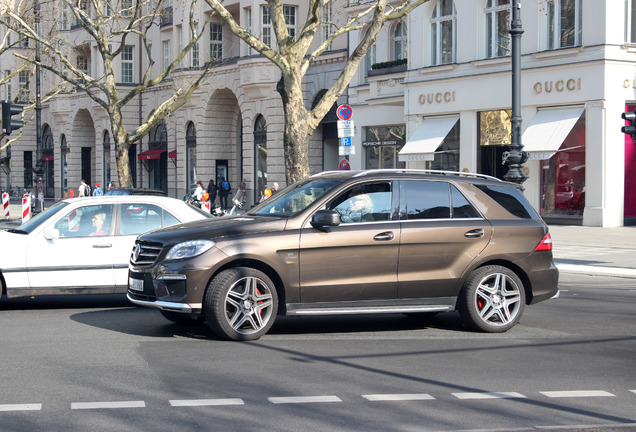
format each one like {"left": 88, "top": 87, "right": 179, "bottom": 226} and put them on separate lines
{"left": 115, "top": 142, "right": 131, "bottom": 188}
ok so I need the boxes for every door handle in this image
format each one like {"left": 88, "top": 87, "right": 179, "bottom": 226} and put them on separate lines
{"left": 374, "top": 232, "right": 395, "bottom": 241}
{"left": 464, "top": 229, "right": 484, "bottom": 239}
{"left": 93, "top": 244, "right": 112, "bottom": 248}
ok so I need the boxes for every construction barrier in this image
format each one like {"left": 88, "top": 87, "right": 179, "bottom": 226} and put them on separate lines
{"left": 201, "top": 201, "right": 211, "bottom": 213}
{"left": 22, "top": 193, "right": 31, "bottom": 224}
{"left": 2, "top": 192, "right": 9, "bottom": 218}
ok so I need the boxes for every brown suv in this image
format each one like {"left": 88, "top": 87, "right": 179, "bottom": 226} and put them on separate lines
{"left": 128, "top": 170, "right": 558, "bottom": 340}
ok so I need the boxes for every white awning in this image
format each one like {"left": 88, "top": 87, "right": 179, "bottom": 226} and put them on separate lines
{"left": 521, "top": 107, "right": 584, "bottom": 160}
{"left": 399, "top": 116, "right": 459, "bottom": 162}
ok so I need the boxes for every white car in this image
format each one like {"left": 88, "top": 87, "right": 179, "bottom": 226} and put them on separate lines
{"left": 0, "top": 196, "right": 212, "bottom": 299}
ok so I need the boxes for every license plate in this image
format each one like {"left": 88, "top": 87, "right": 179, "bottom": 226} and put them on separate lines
{"left": 129, "top": 276, "right": 144, "bottom": 292}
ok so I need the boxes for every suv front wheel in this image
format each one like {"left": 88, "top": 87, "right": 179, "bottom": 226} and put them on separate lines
{"left": 458, "top": 265, "right": 526, "bottom": 333}
{"left": 204, "top": 267, "right": 278, "bottom": 341}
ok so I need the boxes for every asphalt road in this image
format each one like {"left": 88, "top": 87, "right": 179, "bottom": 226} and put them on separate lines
{"left": 0, "top": 273, "right": 635, "bottom": 432}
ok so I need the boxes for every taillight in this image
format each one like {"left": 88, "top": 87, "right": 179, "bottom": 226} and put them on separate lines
{"left": 534, "top": 232, "right": 553, "bottom": 252}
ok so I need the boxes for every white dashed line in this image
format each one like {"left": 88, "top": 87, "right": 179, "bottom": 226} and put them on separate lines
{"left": 630, "top": 390, "right": 636, "bottom": 394}
{"left": 452, "top": 392, "right": 526, "bottom": 400}
{"left": 540, "top": 390, "right": 615, "bottom": 398}
{"left": 71, "top": 401, "right": 146, "bottom": 410}
{"left": 268, "top": 396, "right": 342, "bottom": 404}
{"left": 0, "top": 404, "right": 42, "bottom": 412}
{"left": 169, "top": 398, "right": 244, "bottom": 407}
{"left": 363, "top": 394, "right": 435, "bottom": 402}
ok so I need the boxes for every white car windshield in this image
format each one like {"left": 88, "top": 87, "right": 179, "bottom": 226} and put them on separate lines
{"left": 15, "top": 201, "right": 70, "bottom": 234}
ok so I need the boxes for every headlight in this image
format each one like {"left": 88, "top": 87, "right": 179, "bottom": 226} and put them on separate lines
{"left": 166, "top": 240, "right": 215, "bottom": 260}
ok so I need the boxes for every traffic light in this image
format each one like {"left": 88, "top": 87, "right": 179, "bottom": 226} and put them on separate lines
{"left": 621, "top": 109, "right": 636, "bottom": 137}
{"left": 1, "top": 100, "right": 24, "bottom": 136}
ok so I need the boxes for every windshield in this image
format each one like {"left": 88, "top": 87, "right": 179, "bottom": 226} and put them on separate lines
{"left": 248, "top": 178, "right": 342, "bottom": 217}
{"left": 17, "top": 201, "right": 70, "bottom": 234}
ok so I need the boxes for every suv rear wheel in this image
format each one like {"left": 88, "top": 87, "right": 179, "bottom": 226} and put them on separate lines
{"left": 458, "top": 265, "right": 525, "bottom": 332}
{"left": 204, "top": 267, "right": 278, "bottom": 341}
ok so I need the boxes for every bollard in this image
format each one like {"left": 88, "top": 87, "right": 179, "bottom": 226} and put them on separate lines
{"left": 2, "top": 192, "right": 9, "bottom": 218}
{"left": 22, "top": 193, "right": 31, "bottom": 223}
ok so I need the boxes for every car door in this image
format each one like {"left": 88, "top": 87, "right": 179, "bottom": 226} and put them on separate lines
{"left": 110, "top": 203, "right": 181, "bottom": 286}
{"left": 397, "top": 180, "right": 491, "bottom": 299}
{"left": 298, "top": 181, "right": 399, "bottom": 303}
{"left": 26, "top": 203, "right": 116, "bottom": 292}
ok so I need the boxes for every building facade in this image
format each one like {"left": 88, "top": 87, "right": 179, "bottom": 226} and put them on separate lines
{"left": 2, "top": 0, "right": 636, "bottom": 226}
{"left": 0, "top": 0, "right": 347, "bottom": 207}
{"left": 346, "top": 0, "right": 636, "bottom": 227}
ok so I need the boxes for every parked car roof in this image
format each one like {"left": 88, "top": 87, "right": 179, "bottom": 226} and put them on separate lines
{"left": 104, "top": 187, "right": 166, "bottom": 196}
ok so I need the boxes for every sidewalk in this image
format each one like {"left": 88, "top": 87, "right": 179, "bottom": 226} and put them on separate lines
{"left": 2, "top": 202, "right": 635, "bottom": 278}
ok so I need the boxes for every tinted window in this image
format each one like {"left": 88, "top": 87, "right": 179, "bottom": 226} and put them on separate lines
{"left": 54, "top": 204, "right": 114, "bottom": 237}
{"left": 401, "top": 180, "right": 450, "bottom": 220}
{"left": 451, "top": 185, "right": 480, "bottom": 218}
{"left": 476, "top": 185, "right": 539, "bottom": 219}
{"left": 120, "top": 204, "right": 164, "bottom": 235}
{"left": 163, "top": 210, "right": 180, "bottom": 226}
{"left": 327, "top": 182, "right": 392, "bottom": 223}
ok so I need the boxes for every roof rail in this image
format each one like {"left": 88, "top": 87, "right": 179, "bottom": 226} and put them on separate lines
{"left": 352, "top": 169, "right": 502, "bottom": 182}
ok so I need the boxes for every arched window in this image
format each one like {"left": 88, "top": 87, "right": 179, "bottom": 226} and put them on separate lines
{"left": 103, "top": 130, "right": 111, "bottom": 188}
{"left": 186, "top": 122, "right": 197, "bottom": 192}
{"left": 392, "top": 19, "right": 407, "bottom": 61}
{"left": 148, "top": 120, "right": 168, "bottom": 192}
{"left": 431, "top": 0, "right": 456, "bottom": 65}
{"left": 485, "top": 0, "right": 511, "bottom": 58}
{"left": 254, "top": 115, "right": 267, "bottom": 202}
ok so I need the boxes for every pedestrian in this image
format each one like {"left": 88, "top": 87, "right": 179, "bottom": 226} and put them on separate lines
{"left": 109, "top": 181, "right": 116, "bottom": 190}
{"left": 207, "top": 179, "right": 218, "bottom": 204}
{"left": 93, "top": 183, "right": 103, "bottom": 196}
{"left": 271, "top": 182, "right": 279, "bottom": 195}
{"left": 230, "top": 179, "right": 247, "bottom": 215}
{"left": 193, "top": 181, "right": 204, "bottom": 202}
{"left": 78, "top": 179, "right": 91, "bottom": 197}
{"left": 219, "top": 177, "right": 231, "bottom": 210}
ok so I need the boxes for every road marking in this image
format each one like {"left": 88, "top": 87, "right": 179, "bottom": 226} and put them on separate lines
{"left": 630, "top": 390, "right": 636, "bottom": 394}
{"left": 540, "top": 390, "right": 615, "bottom": 398}
{"left": 452, "top": 392, "right": 526, "bottom": 400}
{"left": 363, "top": 394, "right": 435, "bottom": 402}
{"left": 268, "top": 396, "right": 342, "bottom": 404}
{"left": 556, "top": 263, "right": 636, "bottom": 278}
{"left": 170, "top": 398, "right": 244, "bottom": 407}
{"left": 71, "top": 401, "right": 146, "bottom": 409}
{"left": 0, "top": 404, "right": 42, "bottom": 412}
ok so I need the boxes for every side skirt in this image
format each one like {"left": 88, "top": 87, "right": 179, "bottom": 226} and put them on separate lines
{"left": 286, "top": 297, "right": 456, "bottom": 316}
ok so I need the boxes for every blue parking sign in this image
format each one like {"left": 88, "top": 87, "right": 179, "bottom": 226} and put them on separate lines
{"left": 341, "top": 137, "right": 352, "bottom": 147}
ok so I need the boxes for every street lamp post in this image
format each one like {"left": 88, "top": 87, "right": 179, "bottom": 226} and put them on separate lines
{"left": 503, "top": 0, "right": 528, "bottom": 184}
{"left": 32, "top": 0, "right": 43, "bottom": 179}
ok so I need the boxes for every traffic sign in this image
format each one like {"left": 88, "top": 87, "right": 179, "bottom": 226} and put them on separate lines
{"left": 338, "top": 159, "right": 351, "bottom": 171}
{"left": 337, "top": 120, "right": 354, "bottom": 138}
{"left": 341, "top": 137, "right": 352, "bottom": 147}
{"left": 337, "top": 104, "right": 353, "bottom": 121}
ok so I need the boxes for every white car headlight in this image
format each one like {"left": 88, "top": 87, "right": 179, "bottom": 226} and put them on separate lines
{"left": 166, "top": 240, "right": 215, "bottom": 260}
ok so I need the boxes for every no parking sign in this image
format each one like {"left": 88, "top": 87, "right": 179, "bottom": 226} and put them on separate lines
{"left": 338, "top": 159, "right": 351, "bottom": 171}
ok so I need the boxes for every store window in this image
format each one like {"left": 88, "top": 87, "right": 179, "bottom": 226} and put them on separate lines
{"left": 60, "top": 135, "right": 68, "bottom": 197}
{"left": 477, "top": 109, "right": 511, "bottom": 180}
{"left": 540, "top": 112, "right": 585, "bottom": 217}
{"left": 429, "top": 120, "right": 460, "bottom": 171}
{"left": 363, "top": 126, "right": 406, "bottom": 169}
{"left": 485, "top": 0, "right": 511, "bottom": 58}
{"left": 545, "top": 0, "right": 582, "bottom": 49}
{"left": 431, "top": 0, "right": 456, "bottom": 65}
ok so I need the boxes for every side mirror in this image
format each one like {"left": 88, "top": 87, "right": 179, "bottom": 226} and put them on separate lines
{"left": 43, "top": 228, "right": 60, "bottom": 240}
{"left": 311, "top": 209, "right": 340, "bottom": 231}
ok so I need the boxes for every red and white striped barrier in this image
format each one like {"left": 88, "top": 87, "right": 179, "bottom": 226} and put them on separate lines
{"left": 201, "top": 201, "right": 211, "bottom": 213}
{"left": 68, "top": 209, "right": 78, "bottom": 232}
{"left": 2, "top": 192, "right": 9, "bottom": 218}
{"left": 22, "top": 193, "right": 31, "bottom": 224}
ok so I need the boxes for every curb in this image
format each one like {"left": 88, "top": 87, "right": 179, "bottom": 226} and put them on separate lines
{"left": 555, "top": 262, "right": 636, "bottom": 278}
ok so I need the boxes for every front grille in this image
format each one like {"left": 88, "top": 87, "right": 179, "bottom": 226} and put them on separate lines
{"left": 130, "top": 240, "right": 164, "bottom": 266}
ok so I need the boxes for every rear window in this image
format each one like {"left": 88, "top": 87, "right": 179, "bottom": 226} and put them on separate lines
{"left": 476, "top": 185, "right": 539, "bottom": 219}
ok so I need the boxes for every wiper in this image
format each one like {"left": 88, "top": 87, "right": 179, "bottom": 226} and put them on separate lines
{"left": 6, "top": 229, "right": 28, "bottom": 234}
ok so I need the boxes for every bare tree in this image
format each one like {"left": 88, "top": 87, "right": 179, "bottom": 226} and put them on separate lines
{"left": 1, "top": 0, "right": 214, "bottom": 187}
{"left": 204, "top": 0, "right": 429, "bottom": 183}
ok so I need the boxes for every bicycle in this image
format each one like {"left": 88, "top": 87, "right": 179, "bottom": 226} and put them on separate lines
{"left": 11, "top": 187, "right": 22, "bottom": 199}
